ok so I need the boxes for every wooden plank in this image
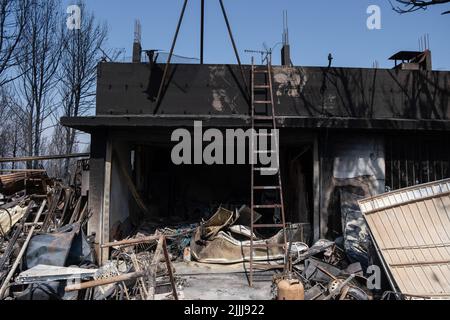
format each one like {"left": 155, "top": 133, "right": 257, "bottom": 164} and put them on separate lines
{"left": 101, "top": 235, "right": 160, "bottom": 248}
{"left": 100, "top": 139, "right": 113, "bottom": 265}
{"left": 65, "top": 271, "right": 145, "bottom": 292}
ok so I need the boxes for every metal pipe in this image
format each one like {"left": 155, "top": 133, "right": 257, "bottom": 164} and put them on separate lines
{"left": 249, "top": 56, "right": 255, "bottom": 287}
{"left": 200, "top": 0, "right": 205, "bottom": 64}
{"left": 218, "top": 0, "right": 249, "bottom": 98}
{"left": 154, "top": 0, "right": 189, "bottom": 114}
{"left": 101, "top": 235, "right": 160, "bottom": 248}
{"left": 0, "top": 169, "right": 46, "bottom": 173}
{"left": 0, "top": 153, "right": 90, "bottom": 163}
{"left": 162, "top": 237, "right": 178, "bottom": 300}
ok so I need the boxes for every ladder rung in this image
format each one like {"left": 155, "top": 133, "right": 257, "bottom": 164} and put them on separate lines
{"left": 250, "top": 264, "right": 285, "bottom": 270}
{"left": 244, "top": 243, "right": 285, "bottom": 248}
{"left": 254, "top": 85, "right": 270, "bottom": 89}
{"left": 254, "top": 69, "right": 269, "bottom": 73}
{"left": 253, "top": 186, "right": 280, "bottom": 190}
{"left": 254, "top": 150, "right": 276, "bottom": 154}
{"left": 253, "top": 224, "right": 284, "bottom": 228}
{"left": 253, "top": 116, "right": 273, "bottom": 120}
{"left": 255, "top": 133, "right": 274, "bottom": 137}
{"left": 254, "top": 100, "right": 272, "bottom": 104}
{"left": 253, "top": 204, "right": 282, "bottom": 209}
{"left": 254, "top": 168, "right": 279, "bottom": 172}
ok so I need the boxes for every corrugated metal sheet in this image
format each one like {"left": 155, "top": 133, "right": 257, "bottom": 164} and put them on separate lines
{"left": 359, "top": 179, "right": 450, "bottom": 299}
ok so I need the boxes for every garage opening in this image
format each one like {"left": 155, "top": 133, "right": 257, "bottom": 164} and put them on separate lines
{"left": 109, "top": 133, "right": 315, "bottom": 244}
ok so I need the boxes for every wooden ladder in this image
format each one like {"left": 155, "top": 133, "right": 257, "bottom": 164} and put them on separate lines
{"left": 249, "top": 55, "right": 288, "bottom": 287}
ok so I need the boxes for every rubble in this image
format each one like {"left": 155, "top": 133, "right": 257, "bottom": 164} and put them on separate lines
{"left": 190, "top": 207, "right": 307, "bottom": 264}
{"left": 0, "top": 174, "right": 374, "bottom": 301}
{"left": 276, "top": 240, "right": 372, "bottom": 301}
{"left": 0, "top": 162, "right": 94, "bottom": 300}
{"left": 2, "top": 163, "right": 448, "bottom": 301}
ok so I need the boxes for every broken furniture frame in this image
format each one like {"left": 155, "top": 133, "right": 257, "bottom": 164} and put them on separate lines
{"left": 76, "top": 235, "right": 178, "bottom": 300}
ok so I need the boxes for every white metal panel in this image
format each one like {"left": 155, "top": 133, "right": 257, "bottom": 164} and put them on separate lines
{"left": 359, "top": 178, "right": 450, "bottom": 299}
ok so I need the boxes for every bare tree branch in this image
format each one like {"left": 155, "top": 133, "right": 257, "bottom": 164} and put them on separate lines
{"left": 0, "top": 86, "right": 26, "bottom": 169}
{"left": 15, "top": 0, "right": 64, "bottom": 168}
{"left": 57, "top": 0, "right": 108, "bottom": 179}
{"left": 0, "top": 0, "right": 30, "bottom": 86}
{"left": 390, "top": 0, "right": 450, "bottom": 14}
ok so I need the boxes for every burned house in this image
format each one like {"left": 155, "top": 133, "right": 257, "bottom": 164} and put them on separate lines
{"left": 61, "top": 42, "right": 450, "bottom": 264}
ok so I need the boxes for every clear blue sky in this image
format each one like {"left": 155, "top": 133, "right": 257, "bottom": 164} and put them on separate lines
{"left": 79, "top": 0, "right": 449, "bottom": 69}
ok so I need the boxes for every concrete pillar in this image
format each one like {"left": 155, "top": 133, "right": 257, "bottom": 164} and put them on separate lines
{"left": 132, "top": 42, "right": 142, "bottom": 63}
{"left": 281, "top": 44, "right": 291, "bottom": 66}
{"left": 87, "top": 129, "right": 107, "bottom": 262}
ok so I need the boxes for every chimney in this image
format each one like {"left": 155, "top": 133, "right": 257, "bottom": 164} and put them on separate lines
{"left": 132, "top": 20, "right": 142, "bottom": 63}
{"left": 389, "top": 50, "right": 432, "bottom": 71}
{"left": 281, "top": 11, "right": 291, "bottom": 66}
{"left": 422, "top": 50, "right": 432, "bottom": 71}
{"left": 281, "top": 45, "right": 291, "bottom": 67}
{"left": 388, "top": 35, "right": 433, "bottom": 71}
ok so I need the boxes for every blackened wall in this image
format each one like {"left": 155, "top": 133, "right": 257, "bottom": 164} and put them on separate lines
{"left": 96, "top": 63, "right": 449, "bottom": 119}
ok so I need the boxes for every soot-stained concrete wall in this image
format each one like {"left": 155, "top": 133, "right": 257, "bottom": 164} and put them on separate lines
{"left": 96, "top": 63, "right": 449, "bottom": 120}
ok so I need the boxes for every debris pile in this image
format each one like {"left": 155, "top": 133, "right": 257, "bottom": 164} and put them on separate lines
{"left": 0, "top": 191, "right": 375, "bottom": 301}
{"left": 0, "top": 165, "right": 192, "bottom": 301}
{"left": 184, "top": 206, "right": 374, "bottom": 300}
{"left": 0, "top": 163, "right": 92, "bottom": 300}
{"left": 66, "top": 234, "right": 180, "bottom": 301}
{"left": 280, "top": 239, "right": 373, "bottom": 300}
{"left": 2, "top": 166, "right": 449, "bottom": 300}
{"left": 190, "top": 206, "right": 306, "bottom": 264}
